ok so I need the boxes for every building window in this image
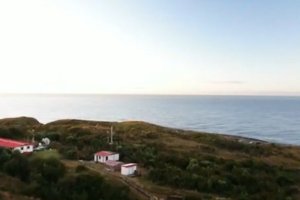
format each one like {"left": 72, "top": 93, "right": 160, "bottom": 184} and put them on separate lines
{"left": 20, "top": 147, "right": 24, "bottom": 150}
{"left": 27, "top": 146, "right": 30, "bottom": 149}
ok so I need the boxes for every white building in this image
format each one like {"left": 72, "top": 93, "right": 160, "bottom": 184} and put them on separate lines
{"left": 94, "top": 151, "right": 119, "bottom": 163}
{"left": 121, "top": 163, "right": 137, "bottom": 176}
{"left": 0, "top": 138, "right": 34, "bottom": 154}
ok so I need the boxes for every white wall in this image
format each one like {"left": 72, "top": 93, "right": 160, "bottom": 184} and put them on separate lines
{"left": 110, "top": 154, "right": 119, "bottom": 161}
{"left": 94, "top": 153, "right": 120, "bottom": 163}
{"left": 121, "top": 165, "right": 137, "bottom": 176}
{"left": 13, "top": 145, "right": 33, "bottom": 154}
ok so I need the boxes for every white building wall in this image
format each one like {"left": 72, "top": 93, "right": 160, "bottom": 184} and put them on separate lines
{"left": 109, "top": 154, "right": 119, "bottom": 161}
{"left": 94, "top": 153, "right": 120, "bottom": 163}
{"left": 121, "top": 165, "right": 137, "bottom": 176}
{"left": 13, "top": 145, "right": 33, "bottom": 154}
{"left": 101, "top": 156, "right": 106, "bottom": 163}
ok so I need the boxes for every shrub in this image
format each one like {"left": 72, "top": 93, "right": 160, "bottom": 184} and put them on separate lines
{"left": 3, "top": 151, "right": 30, "bottom": 182}
{"left": 30, "top": 157, "right": 66, "bottom": 183}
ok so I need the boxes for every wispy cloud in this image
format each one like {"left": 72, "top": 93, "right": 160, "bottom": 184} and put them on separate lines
{"left": 211, "top": 81, "right": 245, "bottom": 85}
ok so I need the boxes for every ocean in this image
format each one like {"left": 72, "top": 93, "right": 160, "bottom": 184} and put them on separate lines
{"left": 0, "top": 94, "right": 299, "bottom": 145}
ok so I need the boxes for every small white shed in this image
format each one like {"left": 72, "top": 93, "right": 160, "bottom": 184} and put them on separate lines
{"left": 94, "top": 151, "right": 119, "bottom": 163}
{"left": 121, "top": 163, "right": 137, "bottom": 176}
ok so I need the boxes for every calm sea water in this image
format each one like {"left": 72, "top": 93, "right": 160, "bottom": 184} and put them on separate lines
{"left": 0, "top": 94, "right": 299, "bottom": 145}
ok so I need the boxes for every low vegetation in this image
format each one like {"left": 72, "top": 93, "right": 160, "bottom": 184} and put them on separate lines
{"left": 0, "top": 148, "right": 132, "bottom": 200}
{"left": 1, "top": 117, "right": 300, "bottom": 199}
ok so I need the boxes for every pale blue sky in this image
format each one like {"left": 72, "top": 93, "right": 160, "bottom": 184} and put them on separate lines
{"left": 0, "top": 0, "right": 299, "bottom": 95}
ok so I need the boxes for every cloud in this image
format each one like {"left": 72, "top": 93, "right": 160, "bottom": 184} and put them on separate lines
{"left": 211, "top": 81, "right": 245, "bottom": 85}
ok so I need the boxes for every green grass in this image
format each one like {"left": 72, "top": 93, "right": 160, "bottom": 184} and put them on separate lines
{"left": 32, "top": 149, "right": 61, "bottom": 160}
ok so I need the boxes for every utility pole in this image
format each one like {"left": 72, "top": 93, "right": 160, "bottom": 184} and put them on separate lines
{"left": 30, "top": 129, "right": 35, "bottom": 143}
{"left": 109, "top": 126, "right": 114, "bottom": 145}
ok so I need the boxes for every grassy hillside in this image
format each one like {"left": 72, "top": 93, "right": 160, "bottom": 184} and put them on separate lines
{"left": 1, "top": 117, "right": 300, "bottom": 199}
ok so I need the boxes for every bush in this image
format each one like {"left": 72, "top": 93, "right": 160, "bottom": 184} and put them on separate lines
{"left": 0, "top": 127, "right": 26, "bottom": 139}
{"left": 30, "top": 157, "right": 65, "bottom": 183}
{"left": 148, "top": 154, "right": 298, "bottom": 199}
{"left": 0, "top": 148, "right": 12, "bottom": 169}
{"left": 58, "top": 172, "right": 130, "bottom": 200}
{"left": 1, "top": 150, "right": 133, "bottom": 200}
{"left": 3, "top": 151, "right": 30, "bottom": 182}
{"left": 0, "top": 128, "right": 10, "bottom": 138}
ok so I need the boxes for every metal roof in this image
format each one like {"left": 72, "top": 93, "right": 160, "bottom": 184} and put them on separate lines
{"left": 94, "top": 151, "right": 118, "bottom": 157}
{"left": 122, "top": 163, "right": 137, "bottom": 168}
{"left": 0, "top": 138, "right": 31, "bottom": 149}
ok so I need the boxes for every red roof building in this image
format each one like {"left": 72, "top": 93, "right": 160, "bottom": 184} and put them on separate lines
{"left": 94, "top": 150, "right": 119, "bottom": 163}
{"left": 0, "top": 138, "right": 33, "bottom": 154}
{"left": 94, "top": 151, "right": 116, "bottom": 157}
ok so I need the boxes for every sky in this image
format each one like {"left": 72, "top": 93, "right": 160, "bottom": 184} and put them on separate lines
{"left": 0, "top": 0, "right": 299, "bottom": 95}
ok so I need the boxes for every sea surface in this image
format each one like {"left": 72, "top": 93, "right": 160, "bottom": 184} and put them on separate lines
{"left": 0, "top": 94, "right": 299, "bottom": 145}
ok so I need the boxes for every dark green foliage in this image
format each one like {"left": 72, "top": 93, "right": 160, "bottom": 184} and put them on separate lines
{"left": 119, "top": 144, "right": 158, "bottom": 167}
{"left": 0, "top": 150, "right": 132, "bottom": 200}
{"left": 58, "top": 172, "right": 130, "bottom": 200}
{"left": 0, "top": 127, "right": 26, "bottom": 139}
{"left": 3, "top": 151, "right": 30, "bottom": 182}
{"left": 0, "top": 148, "right": 12, "bottom": 169}
{"left": 0, "top": 128, "right": 10, "bottom": 138}
{"left": 148, "top": 157, "right": 298, "bottom": 200}
{"left": 30, "top": 156, "right": 66, "bottom": 183}
{"left": 58, "top": 173, "right": 104, "bottom": 200}
{"left": 38, "top": 129, "right": 109, "bottom": 160}
{"left": 107, "top": 135, "right": 299, "bottom": 199}
{"left": 2, "top": 119, "right": 297, "bottom": 199}
{"left": 60, "top": 146, "right": 79, "bottom": 159}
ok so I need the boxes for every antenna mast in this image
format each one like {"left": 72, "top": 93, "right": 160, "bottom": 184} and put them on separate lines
{"left": 109, "top": 126, "right": 114, "bottom": 145}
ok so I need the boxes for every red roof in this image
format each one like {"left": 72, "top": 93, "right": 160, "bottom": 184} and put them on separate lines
{"left": 0, "top": 138, "right": 31, "bottom": 149}
{"left": 94, "top": 151, "right": 118, "bottom": 157}
{"left": 122, "top": 163, "right": 137, "bottom": 168}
